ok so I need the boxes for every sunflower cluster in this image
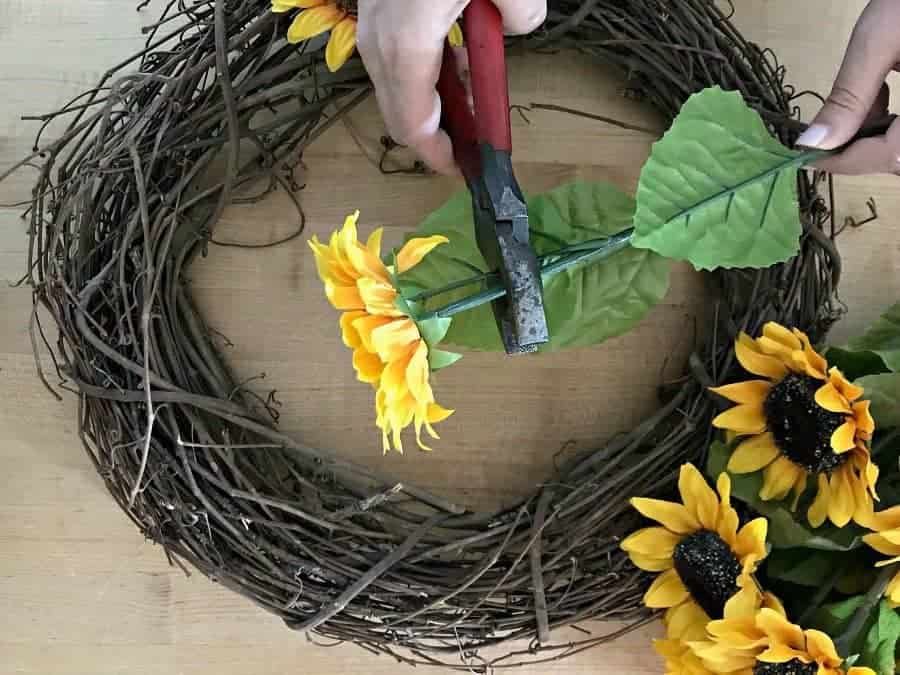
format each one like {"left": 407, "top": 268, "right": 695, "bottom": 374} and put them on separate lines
{"left": 623, "top": 322, "right": 900, "bottom": 675}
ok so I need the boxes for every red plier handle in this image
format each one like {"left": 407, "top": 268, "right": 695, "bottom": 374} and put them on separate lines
{"left": 436, "top": 0, "right": 512, "bottom": 181}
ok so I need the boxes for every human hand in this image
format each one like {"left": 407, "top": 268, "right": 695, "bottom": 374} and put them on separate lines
{"left": 797, "top": 0, "right": 900, "bottom": 175}
{"left": 356, "top": 0, "right": 547, "bottom": 176}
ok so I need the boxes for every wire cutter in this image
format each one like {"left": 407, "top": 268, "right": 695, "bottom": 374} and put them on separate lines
{"left": 436, "top": 0, "right": 549, "bottom": 354}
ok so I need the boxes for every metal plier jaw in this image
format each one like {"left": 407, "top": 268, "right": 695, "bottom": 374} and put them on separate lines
{"left": 436, "top": 0, "right": 549, "bottom": 354}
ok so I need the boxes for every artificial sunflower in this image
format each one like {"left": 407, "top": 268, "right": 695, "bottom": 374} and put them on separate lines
{"left": 309, "top": 211, "right": 453, "bottom": 453}
{"left": 751, "top": 608, "right": 875, "bottom": 675}
{"left": 621, "top": 463, "right": 769, "bottom": 641}
{"left": 711, "top": 323, "right": 878, "bottom": 528}
{"left": 273, "top": 0, "right": 464, "bottom": 72}
{"left": 862, "top": 505, "right": 900, "bottom": 605}
{"left": 692, "top": 586, "right": 875, "bottom": 675}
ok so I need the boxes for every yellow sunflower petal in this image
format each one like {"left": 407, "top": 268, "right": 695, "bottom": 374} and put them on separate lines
{"left": 763, "top": 322, "right": 803, "bottom": 351}
{"left": 272, "top": 0, "right": 325, "bottom": 13}
{"left": 644, "top": 568, "right": 689, "bottom": 608}
{"left": 406, "top": 340, "right": 433, "bottom": 404}
{"left": 757, "top": 336, "right": 797, "bottom": 364}
{"left": 678, "top": 463, "right": 720, "bottom": 531}
{"left": 830, "top": 368, "right": 865, "bottom": 403}
{"left": 831, "top": 420, "right": 858, "bottom": 454}
{"left": 885, "top": 572, "right": 900, "bottom": 605}
{"left": 426, "top": 402, "right": 453, "bottom": 424}
{"left": 728, "top": 433, "right": 780, "bottom": 473}
{"left": 847, "top": 668, "right": 879, "bottom": 675}
{"left": 875, "top": 555, "right": 900, "bottom": 567}
{"left": 692, "top": 642, "right": 759, "bottom": 671}
{"left": 864, "top": 505, "right": 900, "bottom": 533}
{"left": 339, "top": 310, "right": 366, "bottom": 349}
{"left": 760, "top": 456, "right": 803, "bottom": 501}
{"left": 346, "top": 240, "right": 390, "bottom": 284}
{"left": 863, "top": 532, "right": 900, "bottom": 557}
{"left": 808, "top": 474, "right": 831, "bottom": 528}
{"left": 352, "top": 348, "right": 384, "bottom": 384}
{"left": 805, "top": 630, "right": 842, "bottom": 667}
{"left": 716, "top": 473, "right": 741, "bottom": 545}
{"left": 793, "top": 328, "right": 829, "bottom": 379}
{"left": 709, "top": 380, "right": 772, "bottom": 404}
{"left": 630, "top": 498, "right": 701, "bottom": 535}
{"left": 448, "top": 21, "right": 464, "bottom": 47}
{"left": 853, "top": 400, "right": 876, "bottom": 438}
{"left": 366, "top": 227, "right": 384, "bottom": 257}
{"left": 791, "top": 471, "right": 809, "bottom": 511}
{"left": 758, "top": 644, "right": 811, "bottom": 663}
{"left": 736, "top": 333, "right": 789, "bottom": 380}
{"left": 287, "top": 4, "right": 345, "bottom": 43}
{"left": 396, "top": 235, "right": 449, "bottom": 274}
{"left": 621, "top": 527, "right": 682, "bottom": 559}
{"left": 722, "top": 582, "right": 761, "bottom": 620}
{"left": 325, "top": 16, "right": 357, "bottom": 72}
{"left": 712, "top": 403, "right": 767, "bottom": 435}
{"left": 357, "top": 277, "right": 402, "bottom": 317}
{"left": 763, "top": 591, "right": 787, "bottom": 617}
{"left": 815, "top": 382, "right": 852, "bottom": 414}
{"left": 353, "top": 314, "right": 393, "bottom": 352}
{"left": 665, "top": 601, "right": 710, "bottom": 641}
{"left": 756, "top": 609, "right": 805, "bottom": 650}
{"left": 380, "top": 345, "right": 415, "bottom": 398}
{"left": 734, "top": 517, "right": 768, "bottom": 564}
{"left": 827, "top": 466, "right": 856, "bottom": 528}
{"left": 627, "top": 552, "right": 675, "bottom": 572}
{"left": 370, "top": 319, "right": 420, "bottom": 362}
{"left": 325, "top": 280, "right": 364, "bottom": 310}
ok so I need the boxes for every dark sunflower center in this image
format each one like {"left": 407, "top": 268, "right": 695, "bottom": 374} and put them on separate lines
{"left": 764, "top": 373, "right": 848, "bottom": 474}
{"left": 672, "top": 530, "right": 742, "bottom": 620}
{"left": 753, "top": 659, "right": 817, "bottom": 675}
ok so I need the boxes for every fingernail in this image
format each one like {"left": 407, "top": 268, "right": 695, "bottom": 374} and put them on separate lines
{"left": 796, "top": 124, "right": 830, "bottom": 148}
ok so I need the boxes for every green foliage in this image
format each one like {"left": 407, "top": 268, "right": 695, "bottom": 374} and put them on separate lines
{"left": 707, "top": 441, "right": 864, "bottom": 551}
{"left": 399, "top": 182, "right": 670, "bottom": 352}
{"left": 848, "top": 302, "right": 900, "bottom": 373}
{"left": 809, "top": 595, "right": 866, "bottom": 636}
{"left": 826, "top": 346, "right": 890, "bottom": 381}
{"left": 860, "top": 601, "right": 900, "bottom": 675}
{"left": 631, "top": 86, "right": 806, "bottom": 270}
{"left": 858, "top": 373, "right": 900, "bottom": 428}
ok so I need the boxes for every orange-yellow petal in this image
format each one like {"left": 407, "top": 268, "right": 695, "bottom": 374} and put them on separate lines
{"left": 380, "top": 344, "right": 415, "bottom": 399}
{"left": 762, "top": 322, "right": 803, "bottom": 351}
{"left": 325, "top": 16, "right": 357, "bottom": 72}
{"left": 808, "top": 474, "right": 831, "bottom": 528}
{"left": 755, "top": 609, "right": 805, "bottom": 650}
{"left": 760, "top": 456, "right": 803, "bottom": 501}
{"left": 709, "top": 380, "right": 772, "bottom": 404}
{"left": 621, "top": 527, "right": 682, "bottom": 559}
{"left": 712, "top": 403, "right": 767, "bottom": 435}
{"left": 665, "top": 601, "right": 710, "bottom": 642}
{"left": 644, "top": 568, "right": 689, "bottom": 608}
{"left": 830, "top": 367, "right": 865, "bottom": 403}
{"left": 325, "top": 280, "right": 364, "bottom": 310}
{"left": 406, "top": 340, "right": 433, "bottom": 404}
{"left": 831, "top": 419, "right": 857, "bottom": 453}
{"left": 630, "top": 497, "right": 700, "bottom": 534}
{"left": 792, "top": 329, "right": 829, "bottom": 379}
{"left": 366, "top": 227, "right": 384, "bottom": 257}
{"left": 353, "top": 314, "right": 393, "bottom": 352}
{"left": 357, "top": 277, "right": 402, "bottom": 316}
{"left": 853, "top": 400, "right": 875, "bottom": 439}
{"left": 396, "top": 235, "right": 449, "bottom": 274}
{"left": 426, "top": 402, "right": 454, "bottom": 424}
{"left": 287, "top": 4, "right": 345, "bottom": 43}
{"left": 339, "top": 310, "right": 366, "bottom": 349}
{"left": 805, "top": 630, "right": 841, "bottom": 667}
{"left": 371, "top": 319, "right": 421, "bottom": 362}
{"left": 678, "top": 463, "right": 720, "bottom": 531}
{"left": 272, "top": 0, "right": 325, "bottom": 13}
{"left": 347, "top": 240, "right": 390, "bottom": 284}
{"left": 735, "top": 333, "right": 789, "bottom": 380}
{"left": 728, "top": 432, "right": 780, "bottom": 473}
{"left": 863, "top": 531, "right": 900, "bottom": 557}
{"left": 815, "top": 381, "right": 852, "bottom": 414}
{"left": 827, "top": 466, "right": 856, "bottom": 528}
{"left": 352, "top": 348, "right": 384, "bottom": 384}
{"left": 627, "top": 553, "right": 675, "bottom": 572}
{"left": 734, "top": 518, "right": 768, "bottom": 563}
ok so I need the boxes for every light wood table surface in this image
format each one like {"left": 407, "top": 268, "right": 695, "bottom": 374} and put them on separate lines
{"left": 1, "top": 2, "right": 898, "bottom": 673}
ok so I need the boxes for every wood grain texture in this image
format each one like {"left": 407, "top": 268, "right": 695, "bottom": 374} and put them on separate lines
{"left": 2, "top": 1, "right": 898, "bottom": 673}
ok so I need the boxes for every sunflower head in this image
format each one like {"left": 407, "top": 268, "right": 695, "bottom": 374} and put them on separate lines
{"left": 710, "top": 323, "right": 878, "bottom": 529}
{"left": 622, "top": 464, "right": 768, "bottom": 638}
{"left": 309, "top": 211, "right": 454, "bottom": 453}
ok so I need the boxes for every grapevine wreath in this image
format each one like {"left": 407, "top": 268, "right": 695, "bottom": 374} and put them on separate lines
{"left": 9, "top": 0, "right": 900, "bottom": 672}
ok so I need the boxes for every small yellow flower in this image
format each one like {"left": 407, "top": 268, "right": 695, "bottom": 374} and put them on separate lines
{"left": 273, "top": 0, "right": 463, "bottom": 72}
{"left": 621, "top": 464, "right": 768, "bottom": 641}
{"left": 711, "top": 323, "right": 878, "bottom": 529}
{"left": 862, "top": 506, "right": 900, "bottom": 606}
{"left": 309, "top": 211, "right": 453, "bottom": 453}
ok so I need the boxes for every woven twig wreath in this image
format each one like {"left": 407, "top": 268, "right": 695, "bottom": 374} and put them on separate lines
{"left": 16, "top": 0, "right": 842, "bottom": 669}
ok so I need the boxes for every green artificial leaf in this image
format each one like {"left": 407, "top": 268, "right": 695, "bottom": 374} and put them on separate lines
{"left": 428, "top": 349, "right": 463, "bottom": 371}
{"left": 765, "top": 549, "right": 841, "bottom": 587}
{"left": 858, "top": 373, "right": 900, "bottom": 428}
{"left": 826, "top": 346, "right": 890, "bottom": 381}
{"left": 848, "top": 302, "right": 900, "bottom": 372}
{"left": 417, "top": 317, "right": 452, "bottom": 348}
{"left": 707, "top": 441, "right": 864, "bottom": 551}
{"left": 860, "top": 601, "right": 900, "bottom": 675}
{"left": 399, "top": 182, "right": 671, "bottom": 351}
{"left": 809, "top": 595, "right": 866, "bottom": 636}
{"left": 631, "top": 86, "right": 806, "bottom": 270}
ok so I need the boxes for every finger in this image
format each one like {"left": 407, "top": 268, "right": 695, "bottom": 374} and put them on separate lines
{"left": 864, "top": 82, "right": 891, "bottom": 124}
{"left": 491, "top": 0, "right": 547, "bottom": 35}
{"left": 812, "top": 116, "right": 900, "bottom": 175}
{"left": 797, "top": 0, "right": 900, "bottom": 150}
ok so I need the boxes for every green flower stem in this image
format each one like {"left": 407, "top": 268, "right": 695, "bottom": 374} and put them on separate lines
{"left": 415, "top": 229, "right": 634, "bottom": 320}
{"left": 834, "top": 563, "right": 899, "bottom": 657}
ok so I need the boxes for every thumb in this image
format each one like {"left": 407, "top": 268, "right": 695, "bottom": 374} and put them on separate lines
{"left": 797, "top": 0, "right": 900, "bottom": 150}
